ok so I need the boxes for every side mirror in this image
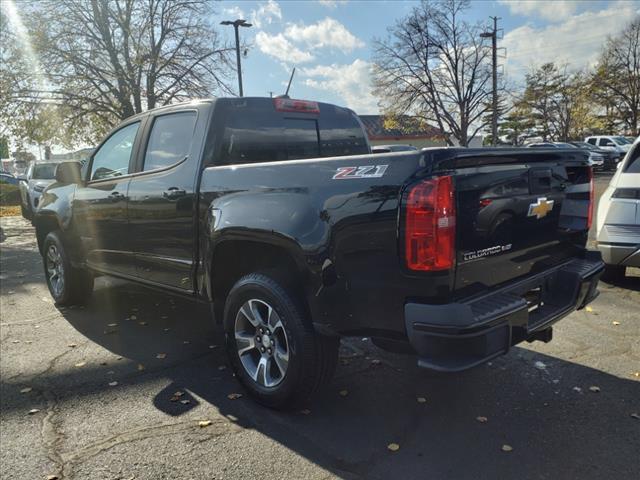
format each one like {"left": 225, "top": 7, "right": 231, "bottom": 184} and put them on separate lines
{"left": 55, "top": 162, "right": 83, "bottom": 184}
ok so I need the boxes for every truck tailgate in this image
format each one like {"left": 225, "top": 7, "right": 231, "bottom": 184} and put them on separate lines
{"left": 431, "top": 149, "right": 593, "bottom": 298}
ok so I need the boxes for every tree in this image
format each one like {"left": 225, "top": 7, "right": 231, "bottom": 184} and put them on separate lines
{"left": 592, "top": 17, "right": 640, "bottom": 135}
{"left": 372, "top": 0, "right": 493, "bottom": 146}
{"left": 0, "top": 138, "right": 9, "bottom": 159}
{"left": 2, "top": 0, "right": 234, "bottom": 145}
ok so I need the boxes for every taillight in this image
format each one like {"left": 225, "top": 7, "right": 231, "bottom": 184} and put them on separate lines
{"left": 273, "top": 98, "right": 320, "bottom": 113}
{"left": 587, "top": 167, "right": 594, "bottom": 230}
{"left": 404, "top": 176, "right": 456, "bottom": 271}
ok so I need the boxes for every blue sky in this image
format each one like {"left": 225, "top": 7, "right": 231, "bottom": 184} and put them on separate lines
{"left": 217, "top": 0, "right": 640, "bottom": 113}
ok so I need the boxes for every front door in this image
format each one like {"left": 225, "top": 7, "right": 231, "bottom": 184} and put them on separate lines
{"left": 73, "top": 121, "right": 142, "bottom": 276}
{"left": 127, "top": 110, "right": 199, "bottom": 290}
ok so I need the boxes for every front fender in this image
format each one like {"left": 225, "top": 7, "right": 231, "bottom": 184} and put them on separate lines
{"left": 33, "top": 183, "right": 77, "bottom": 253}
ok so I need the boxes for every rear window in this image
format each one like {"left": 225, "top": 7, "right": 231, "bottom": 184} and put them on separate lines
{"left": 217, "top": 101, "right": 368, "bottom": 165}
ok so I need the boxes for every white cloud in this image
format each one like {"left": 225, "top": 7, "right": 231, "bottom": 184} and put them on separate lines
{"left": 301, "top": 59, "right": 379, "bottom": 113}
{"left": 255, "top": 31, "right": 314, "bottom": 63}
{"left": 285, "top": 17, "right": 364, "bottom": 53}
{"left": 221, "top": 6, "right": 245, "bottom": 20}
{"left": 503, "top": 1, "right": 640, "bottom": 80}
{"left": 318, "top": 0, "right": 347, "bottom": 8}
{"left": 497, "top": 0, "right": 584, "bottom": 22}
{"left": 251, "top": 0, "right": 282, "bottom": 29}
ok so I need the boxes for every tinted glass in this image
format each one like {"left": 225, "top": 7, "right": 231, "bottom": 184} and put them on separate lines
{"left": 144, "top": 112, "right": 197, "bottom": 171}
{"left": 218, "top": 100, "right": 368, "bottom": 165}
{"left": 613, "top": 136, "right": 631, "bottom": 145}
{"left": 599, "top": 138, "right": 614, "bottom": 146}
{"left": 586, "top": 138, "right": 596, "bottom": 145}
{"left": 625, "top": 146, "right": 640, "bottom": 173}
{"left": 91, "top": 122, "right": 139, "bottom": 180}
{"left": 32, "top": 163, "right": 57, "bottom": 179}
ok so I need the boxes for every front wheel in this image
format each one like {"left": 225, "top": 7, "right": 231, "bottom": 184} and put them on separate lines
{"left": 43, "top": 231, "right": 94, "bottom": 306}
{"left": 224, "top": 273, "right": 339, "bottom": 409}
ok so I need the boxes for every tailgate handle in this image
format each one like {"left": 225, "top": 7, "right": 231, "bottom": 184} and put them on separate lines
{"left": 530, "top": 168, "right": 552, "bottom": 193}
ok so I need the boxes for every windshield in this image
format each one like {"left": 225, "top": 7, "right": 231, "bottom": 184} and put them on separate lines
{"left": 612, "top": 136, "right": 631, "bottom": 145}
{"left": 32, "top": 163, "right": 57, "bottom": 179}
{"left": 572, "top": 142, "right": 597, "bottom": 150}
{"left": 554, "top": 142, "right": 574, "bottom": 148}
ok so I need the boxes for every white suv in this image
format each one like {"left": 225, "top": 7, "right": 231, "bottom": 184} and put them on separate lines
{"left": 585, "top": 135, "right": 632, "bottom": 160}
{"left": 596, "top": 136, "right": 640, "bottom": 280}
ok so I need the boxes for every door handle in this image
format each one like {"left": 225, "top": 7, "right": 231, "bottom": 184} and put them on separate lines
{"left": 163, "top": 187, "right": 187, "bottom": 199}
{"left": 109, "top": 191, "right": 125, "bottom": 202}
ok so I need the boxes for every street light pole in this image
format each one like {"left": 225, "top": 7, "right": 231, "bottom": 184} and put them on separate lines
{"left": 221, "top": 19, "right": 252, "bottom": 97}
{"left": 481, "top": 16, "right": 500, "bottom": 146}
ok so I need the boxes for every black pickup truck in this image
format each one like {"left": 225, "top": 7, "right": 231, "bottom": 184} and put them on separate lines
{"left": 35, "top": 97, "right": 603, "bottom": 408}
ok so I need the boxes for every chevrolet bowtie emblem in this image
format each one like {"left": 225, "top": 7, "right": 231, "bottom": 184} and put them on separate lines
{"left": 528, "top": 197, "right": 554, "bottom": 219}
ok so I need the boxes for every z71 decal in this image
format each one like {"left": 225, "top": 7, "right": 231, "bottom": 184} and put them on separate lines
{"left": 333, "top": 165, "right": 388, "bottom": 180}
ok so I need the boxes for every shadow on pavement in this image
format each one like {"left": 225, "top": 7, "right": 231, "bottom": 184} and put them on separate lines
{"left": 3, "top": 275, "right": 637, "bottom": 480}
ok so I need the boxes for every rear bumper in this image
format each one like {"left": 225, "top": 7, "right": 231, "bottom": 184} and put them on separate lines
{"left": 598, "top": 242, "right": 640, "bottom": 267}
{"left": 405, "top": 253, "right": 604, "bottom": 372}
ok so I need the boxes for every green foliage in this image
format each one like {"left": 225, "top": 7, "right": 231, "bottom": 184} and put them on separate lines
{"left": 0, "top": 183, "right": 21, "bottom": 206}
{"left": 0, "top": 137, "right": 9, "bottom": 159}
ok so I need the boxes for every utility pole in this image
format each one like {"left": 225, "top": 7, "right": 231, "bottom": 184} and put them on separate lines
{"left": 221, "top": 19, "right": 252, "bottom": 97}
{"left": 481, "top": 16, "right": 500, "bottom": 146}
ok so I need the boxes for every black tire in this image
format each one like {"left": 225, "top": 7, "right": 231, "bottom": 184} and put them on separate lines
{"left": 20, "top": 201, "right": 32, "bottom": 220}
{"left": 42, "top": 231, "right": 94, "bottom": 306}
{"left": 224, "top": 272, "right": 339, "bottom": 409}
{"left": 601, "top": 264, "right": 625, "bottom": 283}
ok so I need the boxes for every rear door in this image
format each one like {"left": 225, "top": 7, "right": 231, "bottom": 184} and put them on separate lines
{"left": 126, "top": 108, "right": 202, "bottom": 291}
{"left": 450, "top": 151, "right": 592, "bottom": 296}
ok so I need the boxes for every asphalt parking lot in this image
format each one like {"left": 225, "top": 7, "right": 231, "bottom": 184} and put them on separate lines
{"left": 1, "top": 172, "right": 638, "bottom": 480}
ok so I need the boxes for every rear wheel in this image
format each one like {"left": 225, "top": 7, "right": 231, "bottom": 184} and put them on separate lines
{"left": 43, "top": 231, "right": 94, "bottom": 306}
{"left": 224, "top": 273, "right": 339, "bottom": 409}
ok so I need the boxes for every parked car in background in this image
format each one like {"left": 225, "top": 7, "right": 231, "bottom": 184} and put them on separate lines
{"left": 372, "top": 144, "right": 418, "bottom": 153}
{"left": 0, "top": 172, "right": 19, "bottom": 185}
{"left": 569, "top": 141, "right": 620, "bottom": 171}
{"left": 596, "top": 136, "right": 640, "bottom": 280}
{"left": 525, "top": 142, "right": 605, "bottom": 169}
{"left": 18, "top": 162, "right": 59, "bottom": 220}
{"left": 624, "top": 136, "right": 637, "bottom": 144}
{"left": 585, "top": 136, "right": 632, "bottom": 161}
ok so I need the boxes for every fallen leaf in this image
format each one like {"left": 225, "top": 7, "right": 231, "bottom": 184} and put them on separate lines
{"left": 182, "top": 340, "right": 190, "bottom": 345}
{"left": 137, "top": 364, "right": 145, "bottom": 371}
{"left": 12, "top": 340, "right": 20, "bottom": 344}
{"left": 131, "top": 308, "right": 139, "bottom": 312}
{"left": 227, "top": 393, "right": 242, "bottom": 400}
{"left": 339, "top": 389, "right": 349, "bottom": 397}
{"left": 173, "top": 391, "right": 185, "bottom": 397}
{"left": 476, "top": 416, "right": 488, "bottom": 423}
{"left": 20, "top": 387, "right": 32, "bottom": 394}
{"left": 502, "top": 444, "right": 513, "bottom": 452}
{"left": 612, "top": 321, "right": 620, "bottom": 326}
{"left": 589, "top": 386, "right": 601, "bottom": 393}
{"left": 585, "top": 306, "right": 593, "bottom": 313}
{"left": 164, "top": 328, "right": 170, "bottom": 332}
{"left": 138, "top": 321, "right": 147, "bottom": 326}
{"left": 28, "top": 408, "right": 40, "bottom": 415}
{"left": 198, "top": 420, "right": 212, "bottom": 428}
{"left": 108, "top": 381, "right": 118, "bottom": 387}
{"left": 161, "top": 315, "right": 169, "bottom": 319}
{"left": 417, "top": 397, "right": 427, "bottom": 404}
{"left": 131, "top": 315, "right": 138, "bottom": 320}
{"left": 371, "top": 359, "right": 381, "bottom": 366}
{"left": 209, "top": 345, "right": 218, "bottom": 349}
{"left": 74, "top": 362, "right": 86, "bottom": 367}
{"left": 46, "top": 475, "right": 59, "bottom": 480}
{"left": 300, "top": 409, "right": 311, "bottom": 415}
{"left": 107, "top": 323, "right": 118, "bottom": 327}
{"left": 25, "top": 340, "right": 32, "bottom": 344}
{"left": 572, "top": 386, "right": 582, "bottom": 393}
{"left": 387, "top": 443, "right": 400, "bottom": 452}
{"left": 631, "top": 413, "right": 640, "bottom": 420}
{"left": 156, "top": 353, "right": 166, "bottom": 359}
{"left": 107, "top": 370, "right": 115, "bottom": 375}
{"left": 218, "top": 365, "right": 226, "bottom": 371}
{"left": 633, "top": 372, "right": 640, "bottom": 378}
{"left": 180, "top": 399, "right": 190, "bottom": 405}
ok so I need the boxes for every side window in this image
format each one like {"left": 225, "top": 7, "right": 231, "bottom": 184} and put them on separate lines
{"left": 143, "top": 112, "right": 197, "bottom": 171}
{"left": 90, "top": 122, "right": 140, "bottom": 181}
{"left": 599, "top": 138, "right": 614, "bottom": 147}
{"left": 586, "top": 138, "right": 596, "bottom": 145}
{"left": 624, "top": 145, "right": 640, "bottom": 173}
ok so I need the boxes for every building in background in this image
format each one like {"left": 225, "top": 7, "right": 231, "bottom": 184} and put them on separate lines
{"left": 358, "top": 115, "right": 445, "bottom": 148}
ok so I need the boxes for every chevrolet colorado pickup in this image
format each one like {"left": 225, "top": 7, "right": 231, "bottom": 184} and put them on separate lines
{"left": 35, "top": 97, "right": 603, "bottom": 408}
